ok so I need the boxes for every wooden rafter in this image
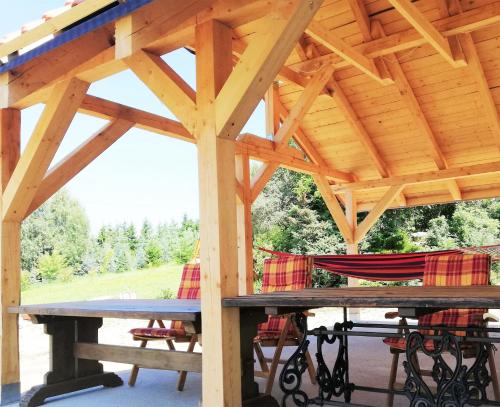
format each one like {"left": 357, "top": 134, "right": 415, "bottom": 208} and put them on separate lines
{"left": 79, "top": 95, "right": 193, "bottom": 142}
{"left": 332, "top": 161, "right": 500, "bottom": 192}
{"left": 355, "top": 185, "right": 404, "bottom": 242}
{"left": 126, "top": 50, "right": 197, "bottom": 132}
{"left": 313, "top": 175, "right": 353, "bottom": 243}
{"left": 387, "top": 0, "right": 466, "bottom": 67}
{"left": 370, "top": 18, "right": 461, "bottom": 200}
{"left": 26, "top": 119, "right": 134, "bottom": 218}
{"left": 5, "top": 1, "right": 499, "bottom": 111}
{"left": 306, "top": 20, "right": 392, "bottom": 86}
{"left": 215, "top": 0, "right": 324, "bottom": 140}
{"left": 288, "top": 2, "right": 500, "bottom": 75}
{"left": 2, "top": 79, "right": 89, "bottom": 222}
{"left": 115, "top": 0, "right": 214, "bottom": 59}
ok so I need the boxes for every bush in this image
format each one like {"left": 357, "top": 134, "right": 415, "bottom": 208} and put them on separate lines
{"left": 145, "top": 242, "right": 163, "bottom": 267}
{"left": 21, "top": 270, "right": 31, "bottom": 291}
{"left": 37, "top": 253, "right": 67, "bottom": 282}
{"left": 156, "top": 288, "right": 175, "bottom": 299}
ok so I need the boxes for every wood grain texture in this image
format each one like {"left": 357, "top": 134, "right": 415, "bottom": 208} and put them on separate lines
{"left": 74, "top": 343, "right": 202, "bottom": 373}
{"left": 224, "top": 286, "right": 500, "bottom": 309}
{"left": 9, "top": 299, "right": 201, "bottom": 322}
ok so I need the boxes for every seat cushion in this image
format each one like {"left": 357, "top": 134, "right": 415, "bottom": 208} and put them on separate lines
{"left": 383, "top": 336, "right": 436, "bottom": 352}
{"left": 130, "top": 327, "right": 186, "bottom": 339}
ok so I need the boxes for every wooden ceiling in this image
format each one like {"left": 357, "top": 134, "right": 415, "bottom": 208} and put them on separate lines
{"left": 0, "top": 0, "right": 499, "bottom": 214}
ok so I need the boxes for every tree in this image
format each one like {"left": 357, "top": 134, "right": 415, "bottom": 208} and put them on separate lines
{"left": 21, "top": 190, "right": 90, "bottom": 278}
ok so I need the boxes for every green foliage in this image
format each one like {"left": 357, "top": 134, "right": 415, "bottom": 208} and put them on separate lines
{"left": 145, "top": 241, "right": 163, "bottom": 268}
{"left": 21, "top": 271, "right": 31, "bottom": 291}
{"left": 37, "top": 252, "right": 70, "bottom": 282}
{"left": 156, "top": 288, "right": 175, "bottom": 299}
{"left": 22, "top": 190, "right": 90, "bottom": 279}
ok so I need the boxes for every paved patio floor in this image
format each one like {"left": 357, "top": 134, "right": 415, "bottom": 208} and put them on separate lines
{"left": 8, "top": 309, "right": 500, "bottom": 406}
{"left": 9, "top": 332, "right": 500, "bottom": 406}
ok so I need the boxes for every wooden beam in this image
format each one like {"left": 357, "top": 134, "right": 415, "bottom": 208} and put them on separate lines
{"left": 214, "top": 0, "right": 324, "bottom": 139}
{"left": 239, "top": 134, "right": 353, "bottom": 182}
{"left": 250, "top": 82, "right": 281, "bottom": 203}
{"left": 370, "top": 20, "right": 461, "bottom": 199}
{"left": 326, "top": 78, "right": 389, "bottom": 178}
{"left": 333, "top": 161, "right": 500, "bottom": 192}
{"left": 250, "top": 163, "right": 279, "bottom": 203}
{"left": 0, "top": 109, "right": 21, "bottom": 405}
{"left": 306, "top": 20, "right": 392, "bottom": 86}
{"left": 288, "top": 2, "right": 500, "bottom": 75}
{"left": 195, "top": 19, "right": 241, "bottom": 406}
{"left": 79, "top": 95, "right": 193, "bottom": 142}
{"left": 115, "top": 0, "right": 214, "bottom": 59}
{"left": 26, "top": 119, "right": 134, "bottom": 218}
{"left": 274, "top": 65, "right": 334, "bottom": 149}
{"left": 2, "top": 79, "right": 89, "bottom": 222}
{"left": 0, "top": 0, "right": 117, "bottom": 59}
{"left": 460, "top": 33, "right": 500, "bottom": 150}
{"left": 387, "top": 0, "right": 465, "bottom": 67}
{"left": 126, "top": 50, "right": 196, "bottom": 132}
{"left": 74, "top": 343, "right": 202, "bottom": 373}
{"left": 313, "top": 175, "right": 353, "bottom": 243}
{"left": 235, "top": 153, "right": 254, "bottom": 295}
{"left": 355, "top": 185, "right": 404, "bottom": 242}
{"left": 0, "top": 28, "right": 110, "bottom": 109}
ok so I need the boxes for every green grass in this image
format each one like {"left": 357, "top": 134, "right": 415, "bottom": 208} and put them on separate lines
{"left": 21, "top": 264, "right": 183, "bottom": 305}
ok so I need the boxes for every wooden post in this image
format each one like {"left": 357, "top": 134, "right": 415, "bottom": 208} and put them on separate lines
{"left": 345, "top": 191, "right": 360, "bottom": 321}
{"left": 236, "top": 153, "right": 254, "bottom": 295}
{"left": 195, "top": 20, "right": 242, "bottom": 406}
{"left": 0, "top": 109, "right": 21, "bottom": 405}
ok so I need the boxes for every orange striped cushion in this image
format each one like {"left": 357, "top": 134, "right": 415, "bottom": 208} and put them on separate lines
{"left": 170, "top": 264, "right": 201, "bottom": 333}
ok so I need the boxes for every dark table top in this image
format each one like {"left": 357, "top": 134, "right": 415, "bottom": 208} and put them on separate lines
{"left": 223, "top": 286, "right": 500, "bottom": 310}
{"left": 9, "top": 299, "right": 201, "bottom": 321}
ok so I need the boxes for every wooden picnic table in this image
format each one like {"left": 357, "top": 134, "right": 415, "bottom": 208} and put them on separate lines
{"left": 9, "top": 299, "right": 276, "bottom": 407}
{"left": 224, "top": 286, "right": 500, "bottom": 407}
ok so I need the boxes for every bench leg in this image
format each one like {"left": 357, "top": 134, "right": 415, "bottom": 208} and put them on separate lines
{"left": 21, "top": 316, "right": 122, "bottom": 407}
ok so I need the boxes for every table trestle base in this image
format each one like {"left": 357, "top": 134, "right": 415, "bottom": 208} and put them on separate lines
{"left": 279, "top": 311, "right": 500, "bottom": 406}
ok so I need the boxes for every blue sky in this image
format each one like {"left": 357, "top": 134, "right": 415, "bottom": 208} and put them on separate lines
{"left": 1, "top": 1, "right": 265, "bottom": 232}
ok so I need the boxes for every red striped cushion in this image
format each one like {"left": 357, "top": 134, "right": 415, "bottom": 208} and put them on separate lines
{"left": 258, "top": 257, "right": 312, "bottom": 337}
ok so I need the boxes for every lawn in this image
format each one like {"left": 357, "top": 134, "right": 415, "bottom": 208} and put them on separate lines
{"left": 21, "top": 264, "right": 183, "bottom": 305}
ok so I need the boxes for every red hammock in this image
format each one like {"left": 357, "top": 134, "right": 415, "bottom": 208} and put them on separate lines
{"left": 260, "top": 245, "right": 500, "bottom": 282}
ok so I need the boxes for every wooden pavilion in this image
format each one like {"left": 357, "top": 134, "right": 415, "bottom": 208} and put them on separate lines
{"left": 0, "top": 0, "right": 499, "bottom": 405}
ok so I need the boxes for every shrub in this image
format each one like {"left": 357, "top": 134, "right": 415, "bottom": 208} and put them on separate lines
{"left": 20, "top": 270, "right": 31, "bottom": 291}
{"left": 57, "top": 267, "right": 75, "bottom": 283}
{"left": 37, "top": 253, "right": 67, "bottom": 282}
{"left": 156, "top": 288, "right": 175, "bottom": 299}
{"left": 145, "top": 242, "right": 163, "bottom": 267}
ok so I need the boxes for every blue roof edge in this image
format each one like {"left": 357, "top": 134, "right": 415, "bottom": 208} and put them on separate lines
{"left": 0, "top": 0, "right": 152, "bottom": 75}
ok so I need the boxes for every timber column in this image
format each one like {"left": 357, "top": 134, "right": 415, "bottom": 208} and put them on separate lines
{"left": 345, "top": 192, "right": 360, "bottom": 320}
{"left": 0, "top": 109, "right": 21, "bottom": 405}
{"left": 195, "top": 20, "right": 242, "bottom": 406}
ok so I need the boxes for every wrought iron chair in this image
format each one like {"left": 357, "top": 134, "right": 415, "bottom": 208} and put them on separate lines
{"left": 383, "top": 253, "right": 500, "bottom": 406}
{"left": 128, "top": 263, "right": 200, "bottom": 391}
{"left": 254, "top": 256, "right": 317, "bottom": 394}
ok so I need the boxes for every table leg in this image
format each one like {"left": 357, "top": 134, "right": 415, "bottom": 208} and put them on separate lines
{"left": 21, "top": 316, "right": 122, "bottom": 407}
{"left": 403, "top": 331, "right": 493, "bottom": 406}
{"left": 240, "top": 309, "right": 279, "bottom": 407}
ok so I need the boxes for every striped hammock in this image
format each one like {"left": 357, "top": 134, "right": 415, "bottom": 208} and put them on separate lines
{"left": 259, "top": 245, "right": 500, "bottom": 282}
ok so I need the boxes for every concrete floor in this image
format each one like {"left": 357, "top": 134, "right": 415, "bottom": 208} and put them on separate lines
{"left": 8, "top": 330, "right": 500, "bottom": 407}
